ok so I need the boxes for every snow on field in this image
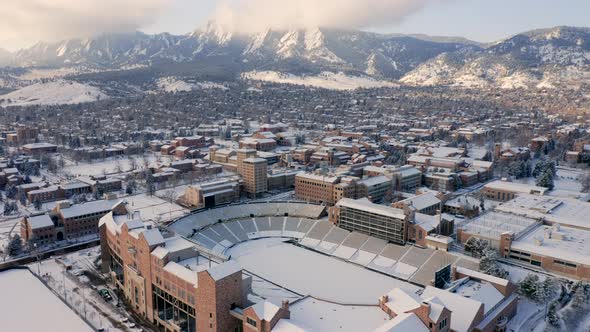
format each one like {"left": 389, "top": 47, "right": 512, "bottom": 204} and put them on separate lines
{"left": 0, "top": 217, "right": 21, "bottom": 253}
{"left": 0, "top": 79, "right": 107, "bottom": 106}
{"left": 16, "top": 67, "right": 82, "bottom": 80}
{"left": 62, "top": 154, "right": 169, "bottom": 177}
{"left": 241, "top": 71, "right": 398, "bottom": 91}
{"left": 506, "top": 298, "right": 544, "bottom": 332}
{"left": 157, "top": 77, "right": 228, "bottom": 93}
{"left": 515, "top": 168, "right": 583, "bottom": 197}
{"left": 228, "top": 239, "right": 420, "bottom": 304}
{"left": 30, "top": 249, "right": 137, "bottom": 332}
{"left": 0, "top": 269, "right": 93, "bottom": 332}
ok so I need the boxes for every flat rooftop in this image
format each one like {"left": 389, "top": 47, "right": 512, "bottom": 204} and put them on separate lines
{"left": 0, "top": 269, "right": 93, "bottom": 332}
{"left": 496, "top": 194, "right": 590, "bottom": 230}
{"left": 511, "top": 224, "right": 590, "bottom": 266}
{"left": 460, "top": 211, "right": 538, "bottom": 240}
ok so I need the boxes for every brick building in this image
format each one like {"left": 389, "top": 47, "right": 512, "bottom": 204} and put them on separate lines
{"left": 98, "top": 202, "right": 245, "bottom": 332}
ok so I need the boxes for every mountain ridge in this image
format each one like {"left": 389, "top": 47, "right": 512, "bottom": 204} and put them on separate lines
{"left": 1, "top": 25, "right": 589, "bottom": 90}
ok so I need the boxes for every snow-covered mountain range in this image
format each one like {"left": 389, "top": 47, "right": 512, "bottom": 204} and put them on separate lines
{"left": 401, "top": 26, "right": 590, "bottom": 89}
{"left": 1, "top": 25, "right": 589, "bottom": 90}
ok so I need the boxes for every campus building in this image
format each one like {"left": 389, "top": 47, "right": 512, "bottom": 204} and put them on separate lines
{"left": 330, "top": 198, "right": 409, "bottom": 245}
{"left": 21, "top": 199, "right": 115, "bottom": 245}
{"left": 480, "top": 180, "right": 547, "bottom": 202}
{"left": 178, "top": 179, "right": 240, "bottom": 209}
{"left": 98, "top": 200, "right": 517, "bottom": 332}
{"left": 99, "top": 202, "right": 245, "bottom": 332}
{"left": 241, "top": 158, "right": 268, "bottom": 198}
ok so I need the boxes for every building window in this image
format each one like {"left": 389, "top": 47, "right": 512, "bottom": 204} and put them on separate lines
{"left": 246, "top": 317, "right": 257, "bottom": 327}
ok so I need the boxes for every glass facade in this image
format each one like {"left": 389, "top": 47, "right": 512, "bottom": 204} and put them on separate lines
{"left": 152, "top": 285, "right": 196, "bottom": 332}
{"left": 339, "top": 207, "right": 406, "bottom": 245}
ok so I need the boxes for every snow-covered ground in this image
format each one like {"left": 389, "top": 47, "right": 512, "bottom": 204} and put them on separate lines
{"left": 0, "top": 268, "right": 93, "bottom": 332}
{"left": 61, "top": 154, "right": 170, "bottom": 177}
{"left": 0, "top": 79, "right": 107, "bottom": 106}
{"left": 242, "top": 71, "right": 398, "bottom": 91}
{"left": 0, "top": 216, "right": 22, "bottom": 256}
{"left": 228, "top": 238, "right": 420, "bottom": 304}
{"left": 156, "top": 77, "right": 228, "bottom": 93}
{"left": 27, "top": 247, "right": 145, "bottom": 332}
{"left": 515, "top": 168, "right": 584, "bottom": 198}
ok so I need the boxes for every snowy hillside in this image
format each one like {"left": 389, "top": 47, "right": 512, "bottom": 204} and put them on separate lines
{"left": 401, "top": 26, "right": 590, "bottom": 89}
{"left": 156, "top": 77, "right": 228, "bottom": 93}
{"left": 242, "top": 71, "right": 397, "bottom": 90}
{"left": 0, "top": 80, "right": 107, "bottom": 106}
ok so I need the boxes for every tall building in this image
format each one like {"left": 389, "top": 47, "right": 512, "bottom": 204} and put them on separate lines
{"left": 241, "top": 158, "right": 268, "bottom": 198}
{"left": 236, "top": 148, "right": 257, "bottom": 174}
{"left": 329, "top": 198, "right": 410, "bottom": 245}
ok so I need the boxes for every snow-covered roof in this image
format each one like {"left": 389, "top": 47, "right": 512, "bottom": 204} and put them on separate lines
{"left": 452, "top": 279, "right": 504, "bottom": 315}
{"left": 398, "top": 192, "right": 441, "bottom": 211}
{"left": 273, "top": 296, "right": 393, "bottom": 332}
{"left": 460, "top": 211, "right": 538, "bottom": 240}
{"left": 295, "top": 172, "right": 340, "bottom": 183}
{"left": 59, "top": 200, "right": 115, "bottom": 219}
{"left": 373, "top": 312, "right": 429, "bottom": 332}
{"left": 422, "top": 286, "right": 483, "bottom": 332}
{"left": 414, "top": 213, "right": 440, "bottom": 232}
{"left": 422, "top": 296, "right": 446, "bottom": 322}
{"left": 382, "top": 288, "right": 421, "bottom": 314}
{"left": 0, "top": 269, "right": 93, "bottom": 332}
{"left": 250, "top": 301, "right": 280, "bottom": 321}
{"left": 358, "top": 175, "right": 391, "bottom": 187}
{"left": 484, "top": 180, "right": 547, "bottom": 195}
{"left": 207, "top": 260, "right": 241, "bottom": 281}
{"left": 336, "top": 198, "right": 406, "bottom": 220}
{"left": 28, "top": 214, "right": 54, "bottom": 229}
{"left": 511, "top": 224, "right": 590, "bottom": 266}
{"left": 142, "top": 228, "right": 165, "bottom": 247}
{"left": 163, "top": 261, "right": 198, "bottom": 284}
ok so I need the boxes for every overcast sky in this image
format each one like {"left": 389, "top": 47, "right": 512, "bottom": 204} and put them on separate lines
{"left": 1, "top": 0, "right": 589, "bottom": 51}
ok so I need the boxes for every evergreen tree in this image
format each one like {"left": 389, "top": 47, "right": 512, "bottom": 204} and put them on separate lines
{"left": 6, "top": 185, "right": 16, "bottom": 199}
{"left": 536, "top": 170, "right": 554, "bottom": 190}
{"left": 571, "top": 281, "right": 588, "bottom": 308}
{"left": 546, "top": 302, "right": 560, "bottom": 328}
{"left": 519, "top": 274, "right": 541, "bottom": 300}
{"left": 7, "top": 234, "right": 23, "bottom": 256}
{"left": 17, "top": 190, "right": 27, "bottom": 205}
{"left": 145, "top": 170, "right": 155, "bottom": 196}
{"left": 33, "top": 197, "right": 42, "bottom": 211}
{"left": 541, "top": 277, "right": 555, "bottom": 301}
{"left": 126, "top": 179, "right": 137, "bottom": 195}
{"left": 479, "top": 248, "right": 509, "bottom": 279}
{"left": 464, "top": 237, "right": 488, "bottom": 257}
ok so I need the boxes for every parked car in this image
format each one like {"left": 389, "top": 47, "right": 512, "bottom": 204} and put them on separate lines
{"left": 98, "top": 289, "right": 112, "bottom": 301}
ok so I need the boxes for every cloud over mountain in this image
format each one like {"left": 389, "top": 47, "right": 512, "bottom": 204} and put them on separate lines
{"left": 212, "top": 0, "right": 441, "bottom": 33}
{"left": 0, "top": 0, "right": 167, "bottom": 50}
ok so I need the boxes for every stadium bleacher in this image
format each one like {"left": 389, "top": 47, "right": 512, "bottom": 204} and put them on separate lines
{"left": 168, "top": 202, "right": 477, "bottom": 288}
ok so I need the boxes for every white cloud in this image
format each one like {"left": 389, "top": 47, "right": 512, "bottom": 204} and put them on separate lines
{"left": 0, "top": 0, "right": 168, "bottom": 50}
{"left": 212, "top": 0, "right": 441, "bottom": 33}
